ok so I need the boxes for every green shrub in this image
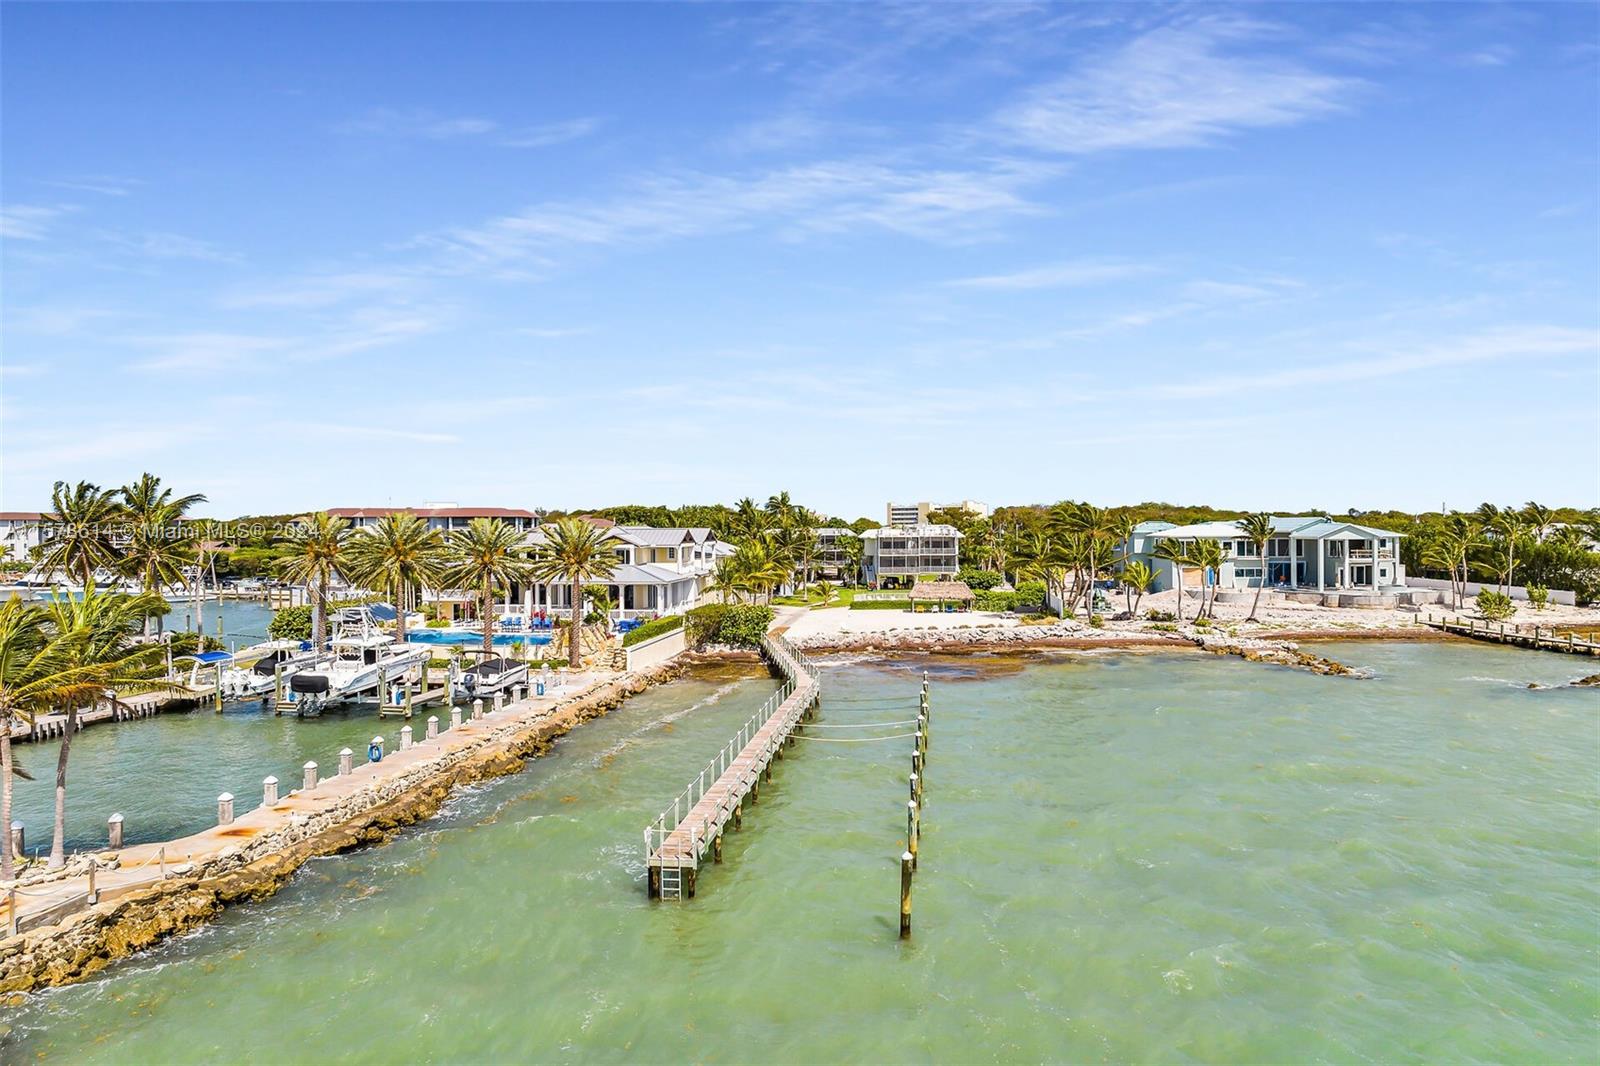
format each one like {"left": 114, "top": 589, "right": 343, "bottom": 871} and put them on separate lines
{"left": 956, "top": 567, "right": 1003, "bottom": 591}
{"left": 1146, "top": 609, "right": 1175, "bottom": 622}
{"left": 685, "top": 604, "right": 774, "bottom": 648}
{"left": 424, "top": 618, "right": 450, "bottom": 629}
{"left": 1526, "top": 584, "right": 1549, "bottom": 611}
{"left": 1476, "top": 589, "right": 1515, "bottom": 621}
{"left": 1012, "top": 581, "right": 1047, "bottom": 611}
{"left": 1147, "top": 622, "right": 1178, "bottom": 633}
{"left": 623, "top": 614, "right": 685, "bottom": 647}
{"left": 168, "top": 632, "right": 224, "bottom": 655}
{"left": 1088, "top": 614, "right": 1105, "bottom": 629}
{"left": 1193, "top": 616, "right": 1211, "bottom": 629}
{"left": 268, "top": 604, "right": 312, "bottom": 641}
{"left": 974, "top": 589, "right": 1015, "bottom": 611}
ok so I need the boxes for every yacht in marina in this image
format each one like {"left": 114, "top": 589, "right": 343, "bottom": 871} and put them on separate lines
{"left": 218, "top": 639, "right": 326, "bottom": 700}
{"left": 285, "top": 606, "right": 429, "bottom": 715}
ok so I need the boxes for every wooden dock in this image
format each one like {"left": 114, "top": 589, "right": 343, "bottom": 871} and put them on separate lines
{"left": 1422, "top": 614, "right": 1600, "bottom": 656}
{"left": 644, "top": 634, "right": 819, "bottom": 900}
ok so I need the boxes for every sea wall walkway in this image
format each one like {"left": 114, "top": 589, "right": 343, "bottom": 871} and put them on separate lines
{"left": 644, "top": 626, "right": 821, "bottom": 900}
{"left": 0, "top": 660, "right": 695, "bottom": 994}
{"left": 1421, "top": 613, "right": 1600, "bottom": 656}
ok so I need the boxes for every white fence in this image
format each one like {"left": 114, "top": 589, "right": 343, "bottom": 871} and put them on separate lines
{"left": 624, "top": 626, "right": 688, "bottom": 672}
{"left": 1406, "top": 577, "right": 1576, "bottom": 606}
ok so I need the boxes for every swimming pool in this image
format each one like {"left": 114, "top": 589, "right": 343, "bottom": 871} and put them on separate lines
{"left": 407, "top": 629, "right": 553, "bottom": 647}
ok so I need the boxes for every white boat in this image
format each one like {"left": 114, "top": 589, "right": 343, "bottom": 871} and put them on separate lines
{"left": 219, "top": 639, "right": 324, "bottom": 699}
{"left": 450, "top": 652, "right": 529, "bottom": 701}
{"left": 285, "top": 607, "right": 429, "bottom": 715}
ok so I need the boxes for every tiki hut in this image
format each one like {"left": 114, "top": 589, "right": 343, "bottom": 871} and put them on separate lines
{"left": 908, "top": 580, "right": 976, "bottom": 612}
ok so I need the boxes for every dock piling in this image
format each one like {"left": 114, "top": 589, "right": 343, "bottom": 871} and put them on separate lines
{"left": 262, "top": 776, "right": 279, "bottom": 806}
{"left": 427, "top": 715, "right": 439, "bottom": 740}
{"left": 899, "top": 851, "right": 914, "bottom": 939}
{"left": 86, "top": 859, "right": 97, "bottom": 905}
{"left": 908, "top": 799, "right": 919, "bottom": 871}
{"left": 472, "top": 698, "right": 483, "bottom": 721}
{"left": 10, "top": 821, "right": 23, "bottom": 858}
{"left": 217, "top": 793, "right": 234, "bottom": 826}
{"left": 107, "top": 813, "right": 123, "bottom": 850}
{"left": 339, "top": 748, "right": 354, "bottom": 776}
{"left": 400, "top": 726, "right": 413, "bottom": 750}
{"left": 302, "top": 761, "right": 318, "bottom": 790}
{"left": 450, "top": 706, "right": 462, "bottom": 730}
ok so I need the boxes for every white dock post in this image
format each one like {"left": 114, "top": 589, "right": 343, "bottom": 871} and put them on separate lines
{"left": 369, "top": 735, "right": 384, "bottom": 762}
{"left": 426, "top": 715, "right": 439, "bottom": 740}
{"left": 217, "top": 793, "right": 235, "bottom": 826}
{"left": 302, "top": 761, "right": 318, "bottom": 790}
{"left": 450, "top": 705, "right": 462, "bottom": 730}
{"left": 900, "top": 851, "right": 913, "bottom": 939}
{"left": 262, "top": 775, "right": 279, "bottom": 806}
{"left": 9, "top": 821, "right": 23, "bottom": 858}
{"left": 493, "top": 691, "right": 504, "bottom": 714}
{"left": 339, "top": 748, "right": 354, "bottom": 776}
{"left": 108, "top": 813, "right": 124, "bottom": 850}
{"left": 472, "top": 698, "right": 483, "bottom": 721}
{"left": 400, "top": 725, "right": 413, "bottom": 750}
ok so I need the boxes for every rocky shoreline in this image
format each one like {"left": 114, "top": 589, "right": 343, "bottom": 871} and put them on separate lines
{"left": 0, "top": 655, "right": 712, "bottom": 998}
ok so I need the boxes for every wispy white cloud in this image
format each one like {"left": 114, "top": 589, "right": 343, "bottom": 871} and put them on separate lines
{"left": 219, "top": 271, "right": 420, "bottom": 310}
{"left": 1159, "top": 325, "right": 1598, "bottom": 398}
{"left": 511, "top": 326, "right": 592, "bottom": 339}
{"left": 948, "top": 258, "right": 1157, "bottom": 290}
{"left": 996, "top": 17, "right": 1355, "bottom": 154}
{"left": 130, "top": 332, "right": 288, "bottom": 373}
{"left": 336, "top": 108, "right": 599, "bottom": 148}
{"left": 272, "top": 422, "right": 460, "bottom": 445}
{"left": 100, "top": 230, "right": 239, "bottom": 263}
{"left": 40, "top": 175, "right": 143, "bottom": 197}
{"left": 1, "top": 203, "right": 76, "bottom": 241}
{"left": 420, "top": 157, "right": 1055, "bottom": 269}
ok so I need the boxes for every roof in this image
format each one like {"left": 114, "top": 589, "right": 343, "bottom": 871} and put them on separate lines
{"left": 1154, "top": 516, "right": 1406, "bottom": 540}
{"left": 858, "top": 524, "right": 963, "bottom": 539}
{"left": 0, "top": 512, "right": 44, "bottom": 521}
{"left": 608, "top": 563, "right": 693, "bottom": 584}
{"left": 1131, "top": 520, "right": 1176, "bottom": 534}
{"left": 909, "top": 580, "right": 975, "bottom": 601}
{"left": 328, "top": 506, "right": 539, "bottom": 519}
{"left": 615, "top": 526, "right": 697, "bottom": 547}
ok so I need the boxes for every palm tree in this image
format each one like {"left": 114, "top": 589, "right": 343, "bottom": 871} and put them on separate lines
{"left": 1153, "top": 538, "right": 1192, "bottom": 622}
{"left": 812, "top": 580, "right": 834, "bottom": 608}
{"left": 1489, "top": 511, "right": 1526, "bottom": 594}
{"left": 119, "top": 476, "right": 205, "bottom": 637}
{"left": 40, "top": 591, "right": 174, "bottom": 869}
{"left": 1521, "top": 502, "right": 1555, "bottom": 543}
{"left": 1016, "top": 530, "right": 1070, "bottom": 619}
{"left": 278, "top": 513, "right": 352, "bottom": 649}
{"left": 344, "top": 513, "right": 447, "bottom": 645}
{"left": 0, "top": 598, "right": 107, "bottom": 880}
{"left": 707, "top": 557, "right": 744, "bottom": 604}
{"left": 764, "top": 491, "right": 795, "bottom": 520}
{"left": 1190, "top": 539, "right": 1226, "bottom": 618}
{"left": 727, "top": 539, "right": 786, "bottom": 604}
{"left": 1239, "top": 513, "right": 1275, "bottom": 622}
{"left": 1119, "top": 560, "right": 1156, "bottom": 616}
{"left": 34, "top": 480, "right": 124, "bottom": 590}
{"left": 1057, "top": 502, "right": 1120, "bottom": 615}
{"left": 729, "top": 498, "right": 769, "bottom": 541}
{"left": 526, "top": 517, "right": 613, "bottom": 666}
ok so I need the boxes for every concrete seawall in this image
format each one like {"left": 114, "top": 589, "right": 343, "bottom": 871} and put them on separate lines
{"left": 0, "top": 658, "right": 699, "bottom": 996}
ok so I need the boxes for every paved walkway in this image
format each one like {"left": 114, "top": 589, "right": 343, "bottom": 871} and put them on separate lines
{"left": 4, "top": 672, "right": 612, "bottom": 934}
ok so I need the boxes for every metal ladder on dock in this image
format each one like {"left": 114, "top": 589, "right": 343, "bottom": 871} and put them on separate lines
{"left": 658, "top": 864, "right": 684, "bottom": 901}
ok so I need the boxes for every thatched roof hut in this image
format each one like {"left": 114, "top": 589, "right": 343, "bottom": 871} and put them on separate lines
{"left": 909, "top": 580, "right": 975, "bottom": 611}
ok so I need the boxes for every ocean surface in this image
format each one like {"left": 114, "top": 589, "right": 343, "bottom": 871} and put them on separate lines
{"left": 3, "top": 641, "right": 1595, "bottom": 1063}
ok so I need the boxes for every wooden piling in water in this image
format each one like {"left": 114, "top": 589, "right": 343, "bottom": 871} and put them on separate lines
{"left": 907, "top": 800, "right": 919, "bottom": 871}
{"left": 899, "top": 851, "right": 913, "bottom": 939}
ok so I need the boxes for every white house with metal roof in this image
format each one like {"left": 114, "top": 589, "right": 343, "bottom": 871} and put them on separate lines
{"left": 859, "top": 524, "right": 963, "bottom": 587}
{"left": 1124, "top": 516, "right": 1411, "bottom": 597}
{"left": 521, "top": 524, "right": 732, "bottom": 620}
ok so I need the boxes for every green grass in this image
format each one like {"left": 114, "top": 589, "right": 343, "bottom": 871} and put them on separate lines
{"left": 773, "top": 587, "right": 859, "bottom": 609}
{"left": 849, "top": 597, "right": 912, "bottom": 611}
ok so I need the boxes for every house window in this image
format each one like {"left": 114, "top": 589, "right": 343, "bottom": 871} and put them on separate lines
{"left": 666, "top": 547, "right": 676, "bottom": 560}
{"left": 1235, "top": 567, "right": 1263, "bottom": 579}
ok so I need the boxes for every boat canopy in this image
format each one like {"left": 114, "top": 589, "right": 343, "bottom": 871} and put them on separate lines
{"left": 176, "top": 650, "right": 233, "bottom": 664}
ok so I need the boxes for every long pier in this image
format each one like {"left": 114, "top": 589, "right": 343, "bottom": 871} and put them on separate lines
{"left": 1422, "top": 614, "right": 1600, "bottom": 656}
{"left": 644, "top": 633, "right": 819, "bottom": 900}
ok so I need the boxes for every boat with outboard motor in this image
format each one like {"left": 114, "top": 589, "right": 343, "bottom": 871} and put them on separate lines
{"left": 284, "top": 607, "right": 429, "bottom": 715}
{"left": 219, "top": 639, "right": 326, "bottom": 700}
{"left": 449, "top": 650, "right": 530, "bottom": 701}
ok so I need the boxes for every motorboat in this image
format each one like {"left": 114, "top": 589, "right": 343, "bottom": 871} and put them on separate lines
{"left": 219, "top": 639, "right": 323, "bottom": 699}
{"left": 285, "top": 607, "right": 429, "bottom": 715}
{"left": 450, "top": 651, "right": 530, "bottom": 701}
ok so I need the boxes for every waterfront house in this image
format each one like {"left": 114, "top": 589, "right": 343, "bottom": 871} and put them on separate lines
{"left": 859, "top": 524, "right": 962, "bottom": 587}
{"left": 1123, "top": 516, "right": 1409, "bottom": 594}
{"left": 524, "top": 525, "right": 732, "bottom": 621}
{"left": 0, "top": 512, "right": 46, "bottom": 565}
{"left": 814, "top": 527, "right": 858, "bottom": 580}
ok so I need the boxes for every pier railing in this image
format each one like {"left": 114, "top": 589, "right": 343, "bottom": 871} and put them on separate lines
{"left": 642, "top": 632, "right": 821, "bottom": 898}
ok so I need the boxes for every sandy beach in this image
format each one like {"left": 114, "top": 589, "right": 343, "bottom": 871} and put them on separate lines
{"left": 784, "top": 587, "right": 1600, "bottom": 653}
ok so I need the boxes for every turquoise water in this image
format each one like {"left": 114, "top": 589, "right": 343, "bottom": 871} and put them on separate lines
{"left": 3, "top": 642, "right": 1595, "bottom": 1063}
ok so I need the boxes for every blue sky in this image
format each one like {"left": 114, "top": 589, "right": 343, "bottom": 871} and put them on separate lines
{"left": 3, "top": 2, "right": 1596, "bottom": 520}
